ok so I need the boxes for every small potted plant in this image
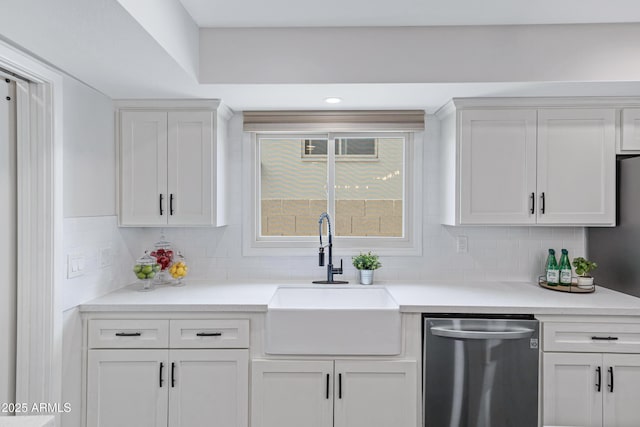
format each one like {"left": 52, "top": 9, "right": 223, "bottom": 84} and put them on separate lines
{"left": 352, "top": 252, "right": 382, "bottom": 285}
{"left": 572, "top": 257, "right": 598, "bottom": 288}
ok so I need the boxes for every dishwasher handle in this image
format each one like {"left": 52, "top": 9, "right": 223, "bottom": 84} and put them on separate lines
{"left": 430, "top": 326, "right": 535, "bottom": 340}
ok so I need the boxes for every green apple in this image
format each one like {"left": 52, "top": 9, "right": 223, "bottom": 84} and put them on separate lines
{"left": 141, "top": 265, "right": 153, "bottom": 274}
{"left": 136, "top": 272, "right": 147, "bottom": 280}
{"left": 133, "top": 265, "right": 142, "bottom": 273}
{"left": 145, "top": 272, "right": 155, "bottom": 279}
{"left": 152, "top": 264, "right": 161, "bottom": 272}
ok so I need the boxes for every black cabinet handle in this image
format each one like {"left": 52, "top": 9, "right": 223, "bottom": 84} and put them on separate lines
{"left": 170, "top": 194, "right": 174, "bottom": 215}
{"left": 159, "top": 194, "right": 164, "bottom": 216}
{"left": 115, "top": 332, "right": 141, "bottom": 337}
{"left": 326, "top": 374, "right": 330, "bottom": 399}
{"left": 159, "top": 362, "right": 164, "bottom": 388}
{"left": 171, "top": 362, "right": 176, "bottom": 388}
{"left": 338, "top": 373, "right": 342, "bottom": 399}
{"left": 530, "top": 192, "right": 535, "bottom": 215}
{"left": 608, "top": 367, "right": 614, "bottom": 392}
{"left": 196, "top": 332, "right": 222, "bottom": 337}
{"left": 596, "top": 366, "right": 601, "bottom": 392}
{"left": 591, "top": 336, "right": 619, "bottom": 341}
{"left": 540, "top": 192, "right": 545, "bottom": 214}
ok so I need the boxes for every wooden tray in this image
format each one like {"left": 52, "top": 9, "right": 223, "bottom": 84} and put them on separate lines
{"left": 538, "top": 276, "right": 595, "bottom": 293}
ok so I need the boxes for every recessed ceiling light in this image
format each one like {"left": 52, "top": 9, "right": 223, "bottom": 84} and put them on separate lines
{"left": 324, "top": 97, "right": 342, "bottom": 104}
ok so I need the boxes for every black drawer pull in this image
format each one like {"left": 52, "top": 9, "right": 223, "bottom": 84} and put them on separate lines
{"left": 159, "top": 194, "right": 164, "bottom": 216}
{"left": 159, "top": 362, "right": 164, "bottom": 388}
{"left": 115, "top": 332, "right": 141, "bottom": 337}
{"left": 595, "top": 366, "right": 601, "bottom": 392}
{"left": 338, "top": 373, "right": 342, "bottom": 399}
{"left": 326, "top": 374, "right": 330, "bottom": 399}
{"left": 529, "top": 192, "right": 535, "bottom": 215}
{"left": 608, "top": 367, "right": 614, "bottom": 392}
{"left": 171, "top": 362, "right": 176, "bottom": 388}
{"left": 196, "top": 332, "right": 222, "bottom": 337}
{"left": 591, "top": 336, "right": 619, "bottom": 341}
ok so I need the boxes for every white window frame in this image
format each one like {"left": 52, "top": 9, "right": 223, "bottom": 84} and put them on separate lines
{"left": 242, "top": 130, "right": 423, "bottom": 256}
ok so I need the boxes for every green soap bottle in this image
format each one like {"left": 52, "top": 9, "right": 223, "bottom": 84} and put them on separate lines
{"left": 545, "top": 249, "right": 559, "bottom": 286}
{"left": 559, "top": 249, "right": 572, "bottom": 286}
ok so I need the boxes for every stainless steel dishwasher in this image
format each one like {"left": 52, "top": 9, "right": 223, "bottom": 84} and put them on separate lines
{"left": 423, "top": 315, "right": 539, "bottom": 427}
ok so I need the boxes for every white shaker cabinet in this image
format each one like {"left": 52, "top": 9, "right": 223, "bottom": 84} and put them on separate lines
{"left": 542, "top": 321, "right": 640, "bottom": 427}
{"left": 543, "top": 353, "right": 640, "bottom": 427}
{"left": 118, "top": 100, "right": 231, "bottom": 227}
{"left": 621, "top": 108, "right": 640, "bottom": 153}
{"left": 459, "top": 109, "right": 537, "bottom": 224}
{"left": 86, "top": 319, "right": 249, "bottom": 427}
{"left": 251, "top": 359, "right": 417, "bottom": 427}
{"left": 438, "top": 99, "right": 616, "bottom": 226}
{"left": 87, "top": 350, "right": 169, "bottom": 427}
{"left": 537, "top": 108, "right": 616, "bottom": 225}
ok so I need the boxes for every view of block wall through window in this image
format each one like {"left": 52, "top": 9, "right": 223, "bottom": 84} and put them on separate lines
{"left": 260, "top": 136, "right": 404, "bottom": 237}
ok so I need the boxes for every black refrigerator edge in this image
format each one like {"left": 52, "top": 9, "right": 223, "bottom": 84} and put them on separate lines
{"left": 588, "top": 156, "right": 640, "bottom": 298}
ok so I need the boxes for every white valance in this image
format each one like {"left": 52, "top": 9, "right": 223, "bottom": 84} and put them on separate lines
{"left": 243, "top": 110, "right": 425, "bottom": 132}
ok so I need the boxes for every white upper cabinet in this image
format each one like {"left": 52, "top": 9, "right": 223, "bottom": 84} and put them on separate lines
{"left": 117, "top": 100, "right": 232, "bottom": 227}
{"left": 439, "top": 98, "right": 617, "bottom": 226}
{"left": 459, "top": 109, "right": 537, "bottom": 224}
{"left": 621, "top": 108, "right": 640, "bottom": 153}
{"left": 537, "top": 108, "right": 616, "bottom": 225}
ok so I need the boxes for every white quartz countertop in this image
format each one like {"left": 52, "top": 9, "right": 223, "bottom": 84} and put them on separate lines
{"left": 79, "top": 280, "right": 640, "bottom": 316}
{"left": 0, "top": 416, "right": 55, "bottom": 427}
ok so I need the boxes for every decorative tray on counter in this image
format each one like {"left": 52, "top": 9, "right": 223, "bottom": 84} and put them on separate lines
{"left": 538, "top": 276, "right": 595, "bottom": 293}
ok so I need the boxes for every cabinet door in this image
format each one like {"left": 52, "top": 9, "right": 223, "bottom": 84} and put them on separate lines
{"left": 543, "top": 352, "right": 603, "bottom": 427}
{"left": 459, "top": 109, "right": 537, "bottom": 224}
{"left": 603, "top": 354, "right": 640, "bottom": 427}
{"left": 87, "top": 349, "right": 169, "bottom": 427}
{"left": 537, "top": 109, "right": 616, "bottom": 225}
{"left": 167, "top": 111, "right": 215, "bottom": 225}
{"left": 120, "top": 111, "right": 168, "bottom": 226}
{"left": 251, "top": 360, "right": 333, "bottom": 427}
{"left": 169, "top": 349, "right": 248, "bottom": 427}
{"left": 334, "top": 360, "right": 417, "bottom": 427}
{"left": 621, "top": 108, "right": 640, "bottom": 152}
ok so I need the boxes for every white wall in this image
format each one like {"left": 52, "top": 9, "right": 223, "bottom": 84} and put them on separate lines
{"left": 200, "top": 23, "right": 640, "bottom": 84}
{"left": 63, "top": 76, "right": 116, "bottom": 218}
{"left": 119, "top": 113, "right": 586, "bottom": 283}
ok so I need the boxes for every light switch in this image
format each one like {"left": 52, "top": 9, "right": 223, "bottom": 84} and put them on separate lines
{"left": 456, "top": 236, "right": 468, "bottom": 253}
{"left": 67, "top": 253, "right": 85, "bottom": 278}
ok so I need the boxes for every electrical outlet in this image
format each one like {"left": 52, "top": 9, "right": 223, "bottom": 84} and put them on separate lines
{"left": 99, "top": 247, "right": 112, "bottom": 268}
{"left": 67, "top": 253, "right": 86, "bottom": 278}
{"left": 456, "top": 236, "right": 468, "bottom": 253}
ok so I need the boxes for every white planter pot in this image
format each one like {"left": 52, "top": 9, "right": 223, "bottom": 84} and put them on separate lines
{"left": 577, "top": 276, "right": 595, "bottom": 288}
{"left": 359, "top": 270, "right": 374, "bottom": 285}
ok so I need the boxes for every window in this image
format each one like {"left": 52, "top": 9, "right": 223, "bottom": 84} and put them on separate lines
{"left": 246, "top": 131, "right": 421, "bottom": 255}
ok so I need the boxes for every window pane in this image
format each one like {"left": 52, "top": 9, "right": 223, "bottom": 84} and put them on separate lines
{"left": 303, "top": 139, "right": 328, "bottom": 156}
{"left": 260, "top": 137, "right": 327, "bottom": 236}
{"left": 335, "top": 137, "right": 404, "bottom": 237}
{"left": 339, "top": 138, "right": 376, "bottom": 156}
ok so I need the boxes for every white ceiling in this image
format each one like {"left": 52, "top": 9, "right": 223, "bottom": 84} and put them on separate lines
{"left": 2, "top": 0, "right": 640, "bottom": 111}
{"left": 179, "top": 0, "right": 640, "bottom": 28}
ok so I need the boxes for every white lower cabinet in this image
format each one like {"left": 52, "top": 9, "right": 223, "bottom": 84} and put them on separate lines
{"left": 86, "top": 318, "right": 250, "bottom": 427}
{"left": 88, "top": 349, "right": 248, "bottom": 427}
{"left": 543, "top": 352, "right": 640, "bottom": 427}
{"left": 251, "top": 359, "right": 417, "bottom": 427}
{"left": 88, "top": 350, "right": 168, "bottom": 427}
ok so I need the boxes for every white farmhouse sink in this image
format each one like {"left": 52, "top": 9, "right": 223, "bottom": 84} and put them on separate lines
{"left": 265, "top": 286, "right": 401, "bottom": 355}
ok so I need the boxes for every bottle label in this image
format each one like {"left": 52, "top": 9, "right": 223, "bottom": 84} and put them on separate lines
{"left": 560, "top": 269, "right": 572, "bottom": 285}
{"left": 546, "top": 270, "right": 559, "bottom": 284}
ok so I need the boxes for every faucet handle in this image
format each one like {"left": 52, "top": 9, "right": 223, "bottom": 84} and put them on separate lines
{"left": 318, "top": 247, "right": 325, "bottom": 266}
{"left": 334, "top": 258, "right": 343, "bottom": 275}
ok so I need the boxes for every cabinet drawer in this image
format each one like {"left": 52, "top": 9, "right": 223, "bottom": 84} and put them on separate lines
{"left": 88, "top": 319, "right": 169, "bottom": 349}
{"left": 543, "top": 322, "right": 640, "bottom": 353}
{"left": 170, "top": 319, "right": 249, "bottom": 348}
